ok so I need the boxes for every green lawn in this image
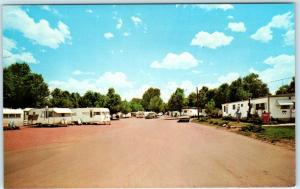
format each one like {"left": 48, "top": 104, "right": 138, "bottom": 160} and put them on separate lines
{"left": 257, "top": 126, "right": 295, "bottom": 141}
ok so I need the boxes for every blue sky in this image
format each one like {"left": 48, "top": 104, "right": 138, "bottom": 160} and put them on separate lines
{"left": 2, "top": 4, "right": 295, "bottom": 101}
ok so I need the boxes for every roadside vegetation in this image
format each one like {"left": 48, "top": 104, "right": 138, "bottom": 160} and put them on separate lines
{"left": 193, "top": 116, "right": 295, "bottom": 148}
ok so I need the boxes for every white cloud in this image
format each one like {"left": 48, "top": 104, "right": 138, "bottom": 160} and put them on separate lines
{"left": 97, "top": 72, "right": 132, "bottom": 88}
{"left": 227, "top": 15, "right": 234, "bottom": 19}
{"left": 123, "top": 32, "right": 130, "bottom": 37}
{"left": 41, "top": 5, "right": 50, "bottom": 11}
{"left": 249, "top": 54, "right": 295, "bottom": 93}
{"left": 192, "top": 70, "right": 202, "bottom": 74}
{"left": 3, "top": 36, "right": 16, "bottom": 51}
{"left": 250, "top": 26, "right": 273, "bottom": 43}
{"left": 104, "top": 32, "right": 114, "bottom": 39}
{"left": 217, "top": 72, "right": 240, "bottom": 83}
{"left": 116, "top": 18, "right": 123, "bottom": 29}
{"left": 194, "top": 4, "right": 234, "bottom": 11}
{"left": 268, "top": 12, "right": 293, "bottom": 29}
{"left": 3, "top": 36, "right": 37, "bottom": 66}
{"left": 161, "top": 80, "right": 195, "bottom": 102}
{"left": 40, "top": 5, "right": 60, "bottom": 16}
{"left": 3, "top": 6, "right": 71, "bottom": 49}
{"left": 3, "top": 49, "right": 37, "bottom": 66}
{"left": 199, "top": 72, "right": 240, "bottom": 89}
{"left": 131, "top": 16, "right": 142, "bottom": 26}
{"left": 251, "top": 12, "right": 293, "bottom": 43}
{"left": 49, "top": 72, "right": 133, "bottom": 96}
{"left": 49, "top": 78, "right": 99, "bottom": 94}
{"left": 72, "top": 70, "right": 94, "bottom": 76}
{"left": 227, "top": 22, "right": 246, "bottom": 32}
{"left": 85, "top": 9, "right": 93, "bottom": 13}
{"left": 191, "top": 31, "right": 233, "bottom": 49}
{"left": 283, "top": 29, "right": 294, "bottom": 46}
{"left": 150, "top": 52, "right": 200, "bottom": 70}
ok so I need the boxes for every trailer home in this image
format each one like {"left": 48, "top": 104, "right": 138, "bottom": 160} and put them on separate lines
{"left": 28, "top": 108, "right": 72, "bottom": 125}
{"left": 71, "top": 108, "right": 110, "bottom": 125}
{"left": 222, "top": 93, "right": 295, "bottom": 121}
{"left": 3, "top": 108, "right": 23, "bottom": 127}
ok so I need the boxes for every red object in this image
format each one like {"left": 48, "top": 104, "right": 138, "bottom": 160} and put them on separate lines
{"left": 262, "top": 113, "right": 270, "bottom": 124}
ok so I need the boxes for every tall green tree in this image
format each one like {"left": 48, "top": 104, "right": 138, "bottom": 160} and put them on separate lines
{"left": 242, "top": 73, "right": 269, "bottom": 98}
{"left": 214, "top": 83, "right": 230, "bottom": 108}
{"left": 129, "top": 98, "right": 144, "bottom": 112}
{"left": 198, "top": 86, "right": 209, "bottom": 109}
{"left": 120, "top": 100, "right": 132, "bottom": 114}
{"left": 167, "top": 88, "right": 185, "bottom": 112}
{"left": 106, "top": 88, "right": 121, "bottom": 114}
{"left": 276, "top": 77, "right": 295, "bottom": 95}
{"left": 4, "top": 63, "right": 49, "bottom": 108}
{"left": 149, "top": 96, "right": 164, "bottom": 112}
{"left": 187, "top": 92, "right": 197, "bottom": 107}
{"left": 229, "top": 78, "right": 250, "bottom": 102}
{"left": 142, "top": 88, "right": 160, "bottom": 111}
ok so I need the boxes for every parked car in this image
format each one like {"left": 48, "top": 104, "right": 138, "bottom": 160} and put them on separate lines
{"left": 177, "top": 116, "right": 190, "bottom": 123}
{"left": 145, "top": 112, "right": 157, "bottom": 119}
{"left": 136, "top": 111, "right": 144, "bottom": 118}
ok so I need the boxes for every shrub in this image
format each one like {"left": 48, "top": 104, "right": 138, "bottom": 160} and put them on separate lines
{"left": 241, "top": 124, "right": 265, "bottom": 133}
{"left": 198, "top": 116, "right": 208, "bottom": 122}
{"left": 208, "top": 120, "right": 213, "bottom": 124}
{"left": 222, "top": 115, "right": 236, "bottom": 121}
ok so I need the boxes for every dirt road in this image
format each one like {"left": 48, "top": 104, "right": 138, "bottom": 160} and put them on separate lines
{"left": 4, "top": 118, "right": 295, "bottom": 187}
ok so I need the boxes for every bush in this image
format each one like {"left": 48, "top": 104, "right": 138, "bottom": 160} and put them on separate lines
{"left": 241, "top": 124, "right": 265, "bottom": 133}
{"left": 198, "top": 116, "right": 208, "bottom": 122}
{"left": 208, "top": 120, "right": 213, "bottom": 124}
{"left": 222, "top": 115, "right": 236, "bottom": 121}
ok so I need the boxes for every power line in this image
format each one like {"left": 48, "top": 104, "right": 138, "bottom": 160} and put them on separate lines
{"left": 266, "top": 77, "right": 293, "bottom": 84}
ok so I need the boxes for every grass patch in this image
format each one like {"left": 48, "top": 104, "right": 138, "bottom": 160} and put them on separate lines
{"left": 256, "top": 126, "right": 295, "bottom": 142}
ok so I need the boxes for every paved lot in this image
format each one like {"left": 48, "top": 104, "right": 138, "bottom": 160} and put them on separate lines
{"left": 4, "top": 118, "right": 295, "bottom": 187}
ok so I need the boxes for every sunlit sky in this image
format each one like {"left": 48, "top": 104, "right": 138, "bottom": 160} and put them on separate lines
{"left": 2, "top": 4, "right": 295, "bottom": 101}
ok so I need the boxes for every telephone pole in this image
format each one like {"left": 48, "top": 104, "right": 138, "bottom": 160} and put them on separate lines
{"left": 196, "top": 87, "right": 199, "bottom": 119}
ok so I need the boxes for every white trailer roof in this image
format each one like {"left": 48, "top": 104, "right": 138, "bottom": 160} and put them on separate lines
{"left": 276, "top": 99, "right": 294, "bottom": 106}
{"left": 3, "top": 108, "right": 23, "bottom": 114}
{"left": 51, "top": 108, "right": 72, "bottom": 114}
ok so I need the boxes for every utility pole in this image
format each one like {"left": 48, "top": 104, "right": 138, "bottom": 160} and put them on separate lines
{"left": 196, "top": 87, "right": 199, "bottom": 119}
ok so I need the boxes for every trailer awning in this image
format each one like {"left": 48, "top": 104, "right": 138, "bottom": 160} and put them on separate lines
{"left": 276, "top": 99, "right": 294, "bottom": 106}
{"left": 52, "top": 108, "right": 72, "bottom": 114}
{"left": 3, "top": 108, "right": 23, "bottom": 114}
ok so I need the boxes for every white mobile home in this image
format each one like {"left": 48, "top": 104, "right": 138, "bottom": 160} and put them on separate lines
{"left": 28, "top": 108, "right": 72, "bottom": 125}
{"left": 182, "top": 108, "right": 198, "bottom": 117}
{"left": 3, "top": 108, "right": 23, "bottom": 127}
{"left": 222, "top": 94, "right": 295, "bottom": 121}
{"left": 71, "top": 108, "right": 110, "bottom": 125}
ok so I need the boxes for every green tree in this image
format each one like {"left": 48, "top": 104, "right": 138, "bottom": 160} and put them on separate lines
{"left": 129, "top": 98, "right": 144, "bottom": 112}
{"left": 167, "top": 88, "right": 185, "bottom": 112}
{"left": 242, "top": 73, "right": 269, "bottom": 98}
{"left": 120, "top": 100, "right": 132, "bottom": 114}
{"left": 142, "top": 88, "right": 160, "bottom": 111}
{"left": 229, "top": 78, "right": 250, "bottom": 102}
{"left": 106, "top": 88, "right": 121, "bottom": 114}
{"left": 198, "top": 86, "right": 209, "bottom": 109}
{"left": 149, "top": 96, "right": 164, "bottom": 112}
{"left": 187, "top": 92, "right": 197, "bottom": 107}
{"left": 4, "top": 63, "right": 49, "bottom": 108}
{"left": 205, "top": 99, "right": 216, "bottom": 115}
{"left": 214, "top": 83, "right": 230, "bottom": 108}
{"left": 276, "top": 77, "right": 295, "bottom": 95}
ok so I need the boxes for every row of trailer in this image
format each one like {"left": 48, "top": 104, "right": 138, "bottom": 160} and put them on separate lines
{"left": 3, "top": 107, "right": 111, "bottom": 127}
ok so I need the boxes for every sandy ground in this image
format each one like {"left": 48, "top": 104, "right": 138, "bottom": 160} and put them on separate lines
{"left": 4, "top": 118, "right": 295, "bottom": 188}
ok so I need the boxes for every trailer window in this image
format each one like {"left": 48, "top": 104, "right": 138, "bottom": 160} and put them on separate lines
{"left": 255, "top": 103, "right": 265, "bottom": 110}
{"left": 232, "top": 105, "right": 235, "bottom": 110}
{"left": 281, "top": 105, "right": 290, "bottom": 109}
{"left": 241, "top": 104, "right": 243, "bottom": 107}
{"left": 90, "top": 110, "right": 92, "bottom": 118}
{"left": 3, "top": 114, "right": 9, "bottom": 118}
{"left": 94, "top": 112, "right": 101, "bottom": 116}
{"left": 15, "top": 114, "right": 21, "bottom": 118}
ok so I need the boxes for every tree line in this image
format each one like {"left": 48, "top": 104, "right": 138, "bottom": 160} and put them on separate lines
{"left": 4, "top": 63, "right": 295, "bottom": 115}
